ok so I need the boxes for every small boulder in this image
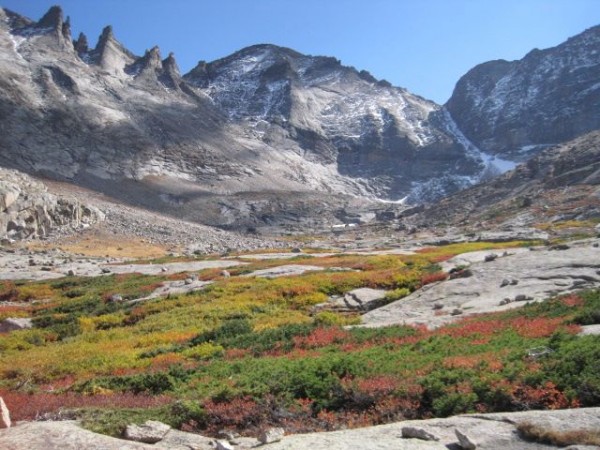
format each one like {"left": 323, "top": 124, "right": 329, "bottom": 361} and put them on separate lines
{"left": 450, "top": 268, "right": 473, "bottom": 279}
{"left": 221, "top": 270, "right": 231, "bottom": 278}
{"left": 124, "top": 420, "right": 170, "bottom": 443}
{"left": 0, "top": 317, "right": 33, "bottom": 333}
{"left": 101, "top": 268, "right": 111, "bottom": 274}
{"left": 0, "top": 396, "right": 11, "bottom": 428}
{"left": 432, "top": 302, "right": 444, "bottom": 310}
{"left": 455, "top": 428, "right": 477, "bottom": 449}
{"left": 290, "top": 247, "right": 302, "bottom": 253}
{"left": 484, "top": 253, "right": 497, "bottom": 262}
{"left": 215, "top": 440, "right": 234, "bottom": 450}
{"left": 401, "top": 426, "right": 439, "bottom": 441}
{"left": 451, "top": 308, "right": 463, "bottom": 316}
{"left": 258, "top": 427, "right": 285, "bottom": 444}
{"left": 108, "top": 294, "right": 123, "bottom": 303}
{"left": 218, "top": 429, "right": 241, "bottom": 444}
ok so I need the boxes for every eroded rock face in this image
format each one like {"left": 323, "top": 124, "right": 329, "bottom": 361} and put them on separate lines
{"left": 0, "top": 168, "right": 104, "bottom": 241}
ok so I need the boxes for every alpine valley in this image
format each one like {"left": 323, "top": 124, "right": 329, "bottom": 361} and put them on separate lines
{"left": 1, "top": 5, "right": 600, "bottom": 450}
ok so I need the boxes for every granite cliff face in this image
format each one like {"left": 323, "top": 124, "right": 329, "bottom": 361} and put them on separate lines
{"left": 446, "top": 25, "right": 600, "bottom": 161}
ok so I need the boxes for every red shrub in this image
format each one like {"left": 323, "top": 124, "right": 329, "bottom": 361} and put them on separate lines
{"left": 561, "top": 294, "right": 584, "bottom": 307}
{"left": 293, "top": 327, "right": 351, "bottom": 348}
{"left": 511, "top": 317, "right": 563, "bottom": 338}
{"left": 420, "top": 272, "right": 448, "bottom": 287}
{"left": 510, "top": 381, "right": 571, "bottom": 410}
{"left": 0, "top": 390, "right": 172, "bottom": 421}
{"left": 202, "top": 396, "right": 266, "bottom": 434}
{"left": 224, "top": 348, "right": 248, "bottom": 360}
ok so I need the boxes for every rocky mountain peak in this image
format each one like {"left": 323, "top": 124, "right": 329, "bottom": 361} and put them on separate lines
{"left": 446, "top": 25, "right": 600, "bottom": 160}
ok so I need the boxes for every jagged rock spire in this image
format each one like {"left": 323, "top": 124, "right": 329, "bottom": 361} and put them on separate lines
{"left": 90, "top": 25, "right": 135, "bottom": 76}
{"left": 161, "top": 52, "right": 181, "bottom": 89}
{"left": 95, "top": 25, "right": 114, "bottom": 53}
{"left": 73, "top": 32, "right": 88, "bottom": 56}
{"left": 61, "top": 15, "right": 71, "bottom": 41}
{"left": 141, "top": 46, "right": 162, "bottom": 71}
{"left": 185, "top": 61, "right": 210, "bottom": 87}
{"left": 36, "top": 5, "right": 63, "bottom": 30}
{"left": 162, "top": 52, "right": 180, "bottom": 76}
{"left": 33, "top": 5, "right": 72, "bottom": 51}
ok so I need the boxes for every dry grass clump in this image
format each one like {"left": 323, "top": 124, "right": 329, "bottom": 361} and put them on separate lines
{"left": 29, "top": 229, "right": 170, "bottom": 259}
{"left": 517, "top": 421, "right": 600, "bottom": 447}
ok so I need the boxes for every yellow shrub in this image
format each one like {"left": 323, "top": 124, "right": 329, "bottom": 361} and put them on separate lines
{"left": 182, "top": 342, "right": 224, "bottom": 360}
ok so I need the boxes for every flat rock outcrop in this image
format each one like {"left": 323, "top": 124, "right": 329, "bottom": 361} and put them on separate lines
{"left": 2, "top": 408, "right": 600, "bottom": 449}
{"left": 362, "top": 238, "right": 600, "bottom": 329}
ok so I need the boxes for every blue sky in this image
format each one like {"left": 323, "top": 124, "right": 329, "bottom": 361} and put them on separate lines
{"left": 3, "top": 1, "right": 599, "bottom": 103}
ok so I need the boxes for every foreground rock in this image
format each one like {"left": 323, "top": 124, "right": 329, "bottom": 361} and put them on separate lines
{"left": 0, "top": 397, "right": 10, "bottom": 429}
{"left": 124, "top": 420, "right": 170, "bottom": 443}
{"left": 258, "top": 427, "right": 285, "bottom": 444}
{"left": 2, "top": 408, "right": 600, "bottom": 449}
{"left": 362, "top": 238, "right": 600, "bottom": 329}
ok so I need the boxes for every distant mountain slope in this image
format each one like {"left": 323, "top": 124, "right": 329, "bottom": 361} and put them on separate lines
{"left": 0, "top": 6, "right": 489, "bottom": 210}
{"left": 446, "top": 25, "right": 600, "bottom": 161}
{"left": 410, "top": 131, "right": 600, "bottom": 227}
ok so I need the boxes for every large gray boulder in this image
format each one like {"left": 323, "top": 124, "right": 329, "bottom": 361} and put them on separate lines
{"left": 0, "top": 168, "right": 104, "bottom": 241}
